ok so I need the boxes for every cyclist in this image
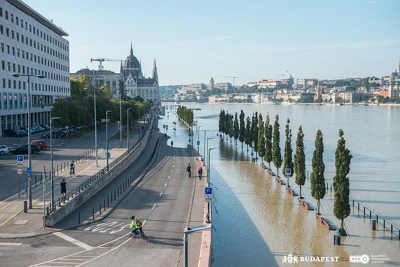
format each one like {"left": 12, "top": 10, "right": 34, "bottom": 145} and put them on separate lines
{"left": 130, "top": 216, "right": 144, "bottom": 238}
{"left": 186, "top": 163, "right": 191, "bottom": 177}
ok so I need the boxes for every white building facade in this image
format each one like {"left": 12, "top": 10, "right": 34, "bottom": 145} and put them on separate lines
{"left": 0, "top": 0, "right": 69, "bottom": 136}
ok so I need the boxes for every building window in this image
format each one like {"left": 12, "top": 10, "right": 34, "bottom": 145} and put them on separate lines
{"left": 0, "top": 7, "right": 2, "bottom": 17}
{"left": 16, "top": 32, "right": 19, "bottom": 41}
{"left": 0, "top": 43, "right": 3, "bottom": 53}
{"left": 16, "top": 16, "right": 18, "bottom": 25}
{"left": 6, "top": 27, "right": 9, "bottom": 37}
{"left": 10, "top": 13, "right": 13, "bottom": 23}
{"left": 1, "top": 61, "right": 4, "bottom": 70}
{"left": 9, "top": 94, "right": 13, "bottom": 109}
{"left": 7, "top": 62, "right": 10, "bottom": 71}
{"left": 11, "top": 30, "right": 14, "bottom": 39}
{"left": 5, "top": 10, "right": 8, "bottom": 20}
{"left": 19, "top": 94, "right": 22, "bottom": 108}
{"left": 2, "top": 79, "right": 5, "bottom": 88}
{"left": 14, "top": 93, "right": 17, "bottom": 108}
{"left": 0, "top": 25, "right": 3, "bottom": 34}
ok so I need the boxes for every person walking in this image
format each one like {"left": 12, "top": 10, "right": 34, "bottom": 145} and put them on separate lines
{"left": 69, "top": 160, "right": 75, "bottom": 175}
{"left": 60, "top": 179, "right": 67, "bottom": 202}
{"left": 198, "top": 167, "right": 203, "bottom": 180}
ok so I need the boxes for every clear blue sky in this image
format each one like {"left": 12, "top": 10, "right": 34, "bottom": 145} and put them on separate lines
{"left": 23, "top": 0, "right": 400, "bottom": 86}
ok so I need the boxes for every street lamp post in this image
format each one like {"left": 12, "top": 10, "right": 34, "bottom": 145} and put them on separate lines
{"left": 127, "top": 108, "right": 132, "bottom": 152}
{"left": 137, "top": 106, "right": 141, "bottom": 139}
{"left": 119, "top": 88, "right": 122, "bottom": 148}
{"left": 208, "top": 147, "right": 218, "bottom": 187}
{"left": 197, "top": 126, "right": 201, "bottom": 154}
{"left": 206, "top": 137, "right": 214, "bottom": 168}
{"left": 84, "top": 87, "right": 104, "bottom": 167}
{"left": 203, "top": 130, "right": 207, "bottom": 166}
{"left": 106, "top": 110, "right": 112, "bottom": 171}
{"left": 50, "top": 116, "right": 60, "bottom": 212}
{"left": 12, "top": 73, "right": 45, "bottom": 209}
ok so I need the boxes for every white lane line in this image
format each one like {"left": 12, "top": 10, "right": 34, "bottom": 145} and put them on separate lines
{"left": 152, "top": 204, "right": 156, "bottom": 210}
{"left": 165, "top": 183, "right": 167, "bottom": 187}
{"left": 0, "top": 242, "right": 21, "bottom": 246}
{"left": 171, "top": 170, "right": 173, "bottom": 172}
{"left": 168, "top": 176, "right": 170, "bottom": 179}
{"left": 53, "top": 232, "right": 93, "bottom": 250}
{"left": 160, "top": 192, "right": 163, "bottom": 197}
{"left": 143, "top": 220, "right": 147, "bottom": 226}
{"left": 172, "top": 165, "right": 174, "bottom": 168}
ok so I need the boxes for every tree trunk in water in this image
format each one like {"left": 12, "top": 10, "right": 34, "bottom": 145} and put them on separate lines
{"left": 317, "top": 200, "right": 320, "bottom": 214}
{"left": 300, "top": 185, "right": 302, "bottom": 198}
{"left": 341, "top": 219, "right": 344, "bottom": 229}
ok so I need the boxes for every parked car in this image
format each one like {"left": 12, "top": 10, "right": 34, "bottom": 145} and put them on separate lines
{"left": 0, "top": 145, "right": 9, "bottom": 155}
{"left": 40, "top": 125, "right": 50, "bottom": 130}
{"left": 31, "top": 140, "right": 47, "bottom": 150}
{"left": 3, "top": 129, "right": 24, "bottom": 137}
{"left": 10, "top": 145, "right": 41, "bottom": 154}
{"left": 41, "top": 132, "right": 62, "bottom": 139}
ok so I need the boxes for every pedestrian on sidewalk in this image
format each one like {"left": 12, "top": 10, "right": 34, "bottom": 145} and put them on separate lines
{"left": 198, "top": 167, "right": 203, "bottom": 180}
{"left": 60, "top": 179, "right": 67, "bottom": 202}
{"left": 69, "top": 160, "right": 75, "bottom": 175}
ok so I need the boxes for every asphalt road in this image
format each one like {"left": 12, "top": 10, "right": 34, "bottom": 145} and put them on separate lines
{"left": 0, "top": 125, "right": 119, "bottom": 201}
{"left": 0, "top": 137, "right": 197, "bottom": 267}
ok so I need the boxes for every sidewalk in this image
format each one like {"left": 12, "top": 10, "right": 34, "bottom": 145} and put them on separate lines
{"left": 0, "top": 131, "right": 141, "bottom": 238}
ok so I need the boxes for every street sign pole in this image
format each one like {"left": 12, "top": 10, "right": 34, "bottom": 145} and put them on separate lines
{"left": 285, "top": 168, "right": 291, "bottom": 187}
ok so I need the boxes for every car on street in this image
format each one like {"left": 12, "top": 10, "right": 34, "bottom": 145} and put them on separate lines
{"left": 31, "top": 140, "right": 48, "bottom": 150}
{"left": 0, "top": 145, "right": 9, "bottom": 155}
{"left": 10, "top": 145, "right": 41, "bottom": 154}
{"left": 3, "top": 129, "right": 24, "bottom": 137}
{"left": 41, "top": 132, "right": 62, "bottom": 139}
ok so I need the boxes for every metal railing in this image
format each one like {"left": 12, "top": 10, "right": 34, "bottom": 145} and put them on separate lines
{"left": 47, "top": 118, "right": 153, "bottom": 214}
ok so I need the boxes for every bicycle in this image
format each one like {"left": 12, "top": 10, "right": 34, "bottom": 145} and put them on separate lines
{"left": 131, "top": 228, "right": 148, "bottom": 242}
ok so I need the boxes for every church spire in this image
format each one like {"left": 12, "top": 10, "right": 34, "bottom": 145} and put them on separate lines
{"left": 130, "top": 42, "right": 133, "bottom": 56}
{"left": 152, "top": 57, "right": 158, "bottom": 83}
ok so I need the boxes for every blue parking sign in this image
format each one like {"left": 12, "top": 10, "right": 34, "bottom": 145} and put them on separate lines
{"left": 204, "top": 187, "right": 212, "bottom": 197}
{"left": 285, "top": 168, "right": 291, "bottom": 176}
{"left": 17, "top": 155, "right": 24, "bottom": 164}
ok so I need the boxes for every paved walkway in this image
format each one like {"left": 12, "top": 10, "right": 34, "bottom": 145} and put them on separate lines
{"left": 0, "top": 131, "right": 141, "bottom": 237}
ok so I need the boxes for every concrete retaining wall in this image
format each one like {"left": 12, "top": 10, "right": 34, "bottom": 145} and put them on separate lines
{"left": 44, "top": 127, "right": 151, "bottom": 227}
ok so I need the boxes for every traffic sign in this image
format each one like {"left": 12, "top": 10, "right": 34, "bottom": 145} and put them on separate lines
{"left": 204, "top": 187, "right": 212, "bottom": 197}
{"left": 26, "top": 167, "right": 32, "bottom": 174}
{"left": 17, "top": 155, "right": 24, "bottom": 164}
{"left": 285, "top": 168, "right": 291, "bottom": 176}
{"left": 17, "top": 168, "right": 22, "bottom": 175}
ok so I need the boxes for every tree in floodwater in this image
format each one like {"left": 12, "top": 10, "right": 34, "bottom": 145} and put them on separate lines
{"left": 257, "top": 113, "right": 265, "bottom": 162}
{"left": 294, "top": 125, "right": 306, "bottom": 198}
{"left": 311, "top": 130, "right": 326, "bottom": 215}
{"left": 333, "top": 129, "right": 352, "bottom": 236}
{"left": 239, "top": 110, "right": 245, "bottom": 148}
{"left": 233, "top": 112, "right": 239, "bottom": 145}
{"left": 264, "top": 114, "right": 273, "bottom": 169}
{"left": 272, "top": 115, "right": 282, "bottom": 176}
{"left": 283, "top": 118, "right": 294, "bottom": 187}
{"left": 245, "top": 116, "right": 251, "bottom": 152}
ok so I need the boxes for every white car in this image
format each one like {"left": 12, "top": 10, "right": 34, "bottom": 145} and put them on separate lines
{"left": 0, "top": 145, "right": 9, "bottom": 155}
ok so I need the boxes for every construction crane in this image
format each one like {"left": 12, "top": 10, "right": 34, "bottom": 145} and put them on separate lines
{"left": 218, "top": 76, "right": 238, "bottom": 87}
{"left": 90, "top": 58, "right": 123, "bottom": 71}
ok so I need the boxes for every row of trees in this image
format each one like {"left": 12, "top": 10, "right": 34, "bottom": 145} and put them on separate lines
{"left": 52, "top": 75, "right": 153, "bottom": 130}
{"left": 176, "top": 105, "right": 194, "bottom": 126}
{"left": 218, "top": 110, "right": 352, "bottom": 235}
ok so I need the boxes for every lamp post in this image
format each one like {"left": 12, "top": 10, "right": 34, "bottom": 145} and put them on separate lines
{"left": 50, "top": 116, "right": 60, "bottom": 212}
{"left": 197, "top": 125, "right": 201, "bottom": 154}
{"left": 12, "top": 73, "right": 45, "bottom": 209}
{"left": 203, "top": 130, "right": 207, "bottom": 166}
{"left": 119, "top": 87, "right": 122, "bottom": 148}
{"left": 84, "top": 86, "right": 104, "bottom": 167}
{"left": 206, "top": 137, "right": 214, "bottom": 167}
{"left": 137, "top": 106, "right": 141, "bottom": 139}
{"left": 208, "top": 147, "right": 218, "bottom": 187}
{"left": 127, "top": 107, "right": 132, "bottom": 152}
{"left": 106, "top": 110, "right": 112, "bottom": 171}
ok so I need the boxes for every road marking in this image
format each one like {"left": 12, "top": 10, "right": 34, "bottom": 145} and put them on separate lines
{"left": 160, "top": 192, "right": 163, "bottom": 197}
{"left": 172, "top": 165, "right": 174, "bottom": 168}
{"left": 0, "top": 242, "right": 21, "bottom": 246}
{"left": 12, "top": 205, "right": 18, "bottom": 210}
{"left": 53, "top": 232, "right": 93, "bottom": 250}
{"left": 168, "top": 176, "right": 170, "bottom": 179}
{"left": 165, "top": 183, "right": 167, "bottom": 187}
{"left": 171, "top": 170, "right": 173, "bottom": 173}
{"left": 152, "top": 204, "right": 156, "bottom": 210}
{"left": 143, "top": 220, "right": 147, "bottom": 226}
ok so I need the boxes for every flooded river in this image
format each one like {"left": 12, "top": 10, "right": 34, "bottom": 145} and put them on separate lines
{"left": 160, "top": 103, "right": 400, "bottom": 266}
